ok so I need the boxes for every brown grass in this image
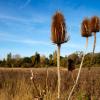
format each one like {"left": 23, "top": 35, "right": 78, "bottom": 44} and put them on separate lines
{"left": 0, "top": 67, "right": 100, "bottom": 100}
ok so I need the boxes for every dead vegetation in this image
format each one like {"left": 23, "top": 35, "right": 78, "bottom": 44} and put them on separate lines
{"left": 0, "top": 67, "right": 100, "bottom": 100}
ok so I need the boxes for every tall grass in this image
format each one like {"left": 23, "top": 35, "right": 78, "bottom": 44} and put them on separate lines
{"left": 0, "top": 68, "right": 100, "bottom": 100}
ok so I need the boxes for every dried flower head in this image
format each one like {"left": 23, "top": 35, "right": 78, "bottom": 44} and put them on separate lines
{"left": 51, "top": 11, "right": 67, "bottom": 44}
{"left": 81, "top": 18, "right": 91, "bottom": 37}
{"left": 91, "top": 16, "right": 100, "bottom": 32}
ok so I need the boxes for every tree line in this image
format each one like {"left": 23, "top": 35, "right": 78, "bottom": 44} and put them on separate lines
{"left": 0, "top": 51, "right": 100, "bottom": 68}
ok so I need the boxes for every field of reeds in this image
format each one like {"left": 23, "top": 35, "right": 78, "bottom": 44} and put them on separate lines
{"left": 0, "top": 67, "right": 100, "bottom": 100}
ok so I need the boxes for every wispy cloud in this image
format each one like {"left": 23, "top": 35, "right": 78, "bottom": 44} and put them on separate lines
{"left": 20, "top": 0, "right": 31, "bottom": 9}
{"left": 0, "top": 32, "right": 52, "bottom": 46}
{"left": 0, "top": 32, "right": 83, "bottom": 49}
{"left": 66, "top": 0, "right": 83, "bottom": 10}
{"left": 17, "top": 39, "right": 52, "bottom": 46}
{"left": 62, "top": 43, "right": 84, "bottom": 50}
{"left": 0, "top": 32, "right": 16, "bottom": 38}
{"left": 0, "top": 14, "right": 30, "bottom": 23}
{"left": 0, "top": 14, "right": 48, "bottom": 24}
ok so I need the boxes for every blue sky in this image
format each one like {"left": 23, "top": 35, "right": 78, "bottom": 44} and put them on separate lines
{"left": 0, "top": 0, "right": 100, "bottom": 59}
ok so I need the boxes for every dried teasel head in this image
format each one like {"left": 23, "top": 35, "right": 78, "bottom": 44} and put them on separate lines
{"left": 51, "top": 11, "right": 68, "bottom": 45}
{"left": 99, "top": 17, "right": 100, "bottom": 31}
{"left": 90, "top": 16, "right": 100, "bottom": 32}
{"left": 81, "top": 18, "right": 91, "bottom": 37}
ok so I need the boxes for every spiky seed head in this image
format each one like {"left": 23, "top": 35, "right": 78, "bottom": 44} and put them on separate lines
{"left": 99, "top": 18, "right": 100, "bottom": 32}
{"left": 81, "top": 18, "right": 92, "bottom": 37}
{"left": 51, "top": 11, "right": 67, "bottom": 44}
{"left": 91, "top": 16, "right": 100, "bottom": 32}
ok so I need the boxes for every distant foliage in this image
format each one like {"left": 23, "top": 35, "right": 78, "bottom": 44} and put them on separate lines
{"left": 0, "top": 52, "right": 100, "bottom": 68}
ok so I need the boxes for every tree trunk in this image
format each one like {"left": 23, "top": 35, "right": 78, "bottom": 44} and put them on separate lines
{"left": 57, "top": 44, "right": 61, "bottom": 100}
{"left": 93, "top": 32, "right": 96, "bottom": 54}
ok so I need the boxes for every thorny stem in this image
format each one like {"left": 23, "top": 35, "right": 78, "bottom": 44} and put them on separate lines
{"left": 30, "top": 70, "right": 40, "bottom": 97}
{"left": 93, "top": 32, "right": 96, "bottom": 55}
{"left": 85, "top": 37, "right": 88, "bottom": 48}
{"left": 67, "top": 48, "right": 87, "bottom": 100}
{"left": 57, "top": 44, "right": 61, "bottom": 100}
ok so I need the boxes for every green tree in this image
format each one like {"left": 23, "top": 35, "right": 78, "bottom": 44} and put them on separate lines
{"left": 6, "top": 53, "right": 12, "bottom": 67}
{"left": 23, "top": 57, "right": 32, "bottom": 63}
{"left": 60, "top": 56, "right": 67, "bottom": 67}
{"left": 31, "top": 56, "right": 36, "bottom": 66}
{"left": 83, "top": 53, "right": 91, "bottom": 67}
{"left": 95, "top": 53, "right": 100, "bottom": 64}
{"left": 35, "top": 52, "right": 40, "bottom": 65}
{"left": 45, "top": 58, "right": 49, "bottom": 66}
{"left": 15, "top": 59, "right": 22, "bottom": 67}
{"left": 0, "top": 59, "right": 7, "bottom": 67}
{"left": 49, "top": 54, "right": 53, "bottom": 66}
{"left": 53, "top": 51, "right": 57, "bottom": 66}
{"left": 40, "top": 55, "right": 46, "bottom": 67}
{"left": 22, "top": 57, "right": 32, "bottom": 68}
{"left": 7, "top": 53, "right": 12, "bottom": 62}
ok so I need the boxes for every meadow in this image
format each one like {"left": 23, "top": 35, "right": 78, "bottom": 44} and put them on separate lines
{"left": 0, "top": 67, "right": 100, "bottom": 100}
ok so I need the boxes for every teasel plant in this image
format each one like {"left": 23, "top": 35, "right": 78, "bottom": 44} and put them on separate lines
{"left": 68, "top": 18, "right": 92, "bottom": 100}
{"left": 30, "top": 70, "right": 46, "bottom": 100}
{"left": 81, "top": 18, "right": 92, "bottom": 48}
{"left": 90, "top": 16, "right": 100, "bottom": 54}
{"left": 51, "top": 11, "right": 69, "bottom": 99}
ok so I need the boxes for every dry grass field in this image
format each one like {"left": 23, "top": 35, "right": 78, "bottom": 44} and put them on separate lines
{"left": 0, "top": 67, "right": 100, "bottom": 100}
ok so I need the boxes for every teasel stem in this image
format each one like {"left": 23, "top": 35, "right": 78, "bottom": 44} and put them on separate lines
{"left": 85, "top": 37, "right": 88, "bottom": 48}
{"left": 67, "top": 46, "right": 87, "bottom": 100}
{"left": 30, "top": 70, "right": 40, "bottom": 97}
{"left": 93, "top": 32, "right": 96, "bottom": 55}
{"left": 57, "top": 44, "right": 61, "bottom": 100}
